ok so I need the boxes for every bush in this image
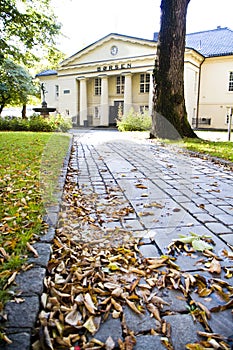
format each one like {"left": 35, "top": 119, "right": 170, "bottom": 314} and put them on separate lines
{"left": 0, "top": 114, "right": 72, "bottom": 132}
{"left": 117, "top": 108, "right": 152, "bottom": 131}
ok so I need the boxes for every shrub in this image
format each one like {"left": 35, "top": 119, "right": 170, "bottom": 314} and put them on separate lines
{"left": 0, "top": 114, "right": 72, "bottom": 132}
{"left": 117, "top": 108, "right": 152, "bottom": 131}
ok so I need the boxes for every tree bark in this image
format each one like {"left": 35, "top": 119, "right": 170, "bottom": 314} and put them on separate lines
{"left": 150, "top": 0, "right": 197, "bottom": 139}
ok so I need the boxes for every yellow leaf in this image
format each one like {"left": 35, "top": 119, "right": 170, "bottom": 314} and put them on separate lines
{"left": 107, "top": 262, "right": 120, "bottom": 271}
{"left": 83, "top": 316, "right": 101, "bottom": 334}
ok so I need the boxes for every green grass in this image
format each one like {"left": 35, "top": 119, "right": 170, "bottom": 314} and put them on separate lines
{"left": 182, "top": 138, "right": 233, "bottom": 162}
{"left": 0, "top": 132, "right": 71, "bottom": 308}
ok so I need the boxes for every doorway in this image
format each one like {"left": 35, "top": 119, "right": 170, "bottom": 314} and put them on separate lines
{"left": 109, "top": 101, "right": 124, "bottom": 125}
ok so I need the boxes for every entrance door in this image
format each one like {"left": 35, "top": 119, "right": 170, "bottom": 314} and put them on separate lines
{"left": 109, "top": 101, "right": 124, "bottom": 125}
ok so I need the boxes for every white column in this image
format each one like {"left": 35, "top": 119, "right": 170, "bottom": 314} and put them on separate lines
{"left": 148, "top": 70, "right": 154, "bottom": 115}
{"left": 78, "top": 77, "right": 87, "bottom": 126}
{"left": 124, "top": 72, "right": 132, "bottom": 114}
{"left": 100, "top": 75, "right": 109, "bottom": 126}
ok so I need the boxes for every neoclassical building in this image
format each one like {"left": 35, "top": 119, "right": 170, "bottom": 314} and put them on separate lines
{"left": 37, "top": 27, "right": 233, "bottom": 129}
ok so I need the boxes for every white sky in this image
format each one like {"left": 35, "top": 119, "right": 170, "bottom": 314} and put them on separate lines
{"left": 51, "top": 0, "right": 233, "bottom": 56}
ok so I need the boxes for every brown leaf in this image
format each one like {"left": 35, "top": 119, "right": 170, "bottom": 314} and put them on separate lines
{"left": 135, "top": 183, "right": 148, "bottom": 189}
{"left": 146, "top": 303, "right": 161, "bottom": 322}
{"left": 126, "top": 299, "right": 142, "bottom": 314}
{"left": 125, "top": 335, "right": 136, "bottom": 350}
{"left": 111, "top": 298, "right": 123, "bottom": 312}
{"left": 206, "top": 258, "right": 221, "bottom": 274}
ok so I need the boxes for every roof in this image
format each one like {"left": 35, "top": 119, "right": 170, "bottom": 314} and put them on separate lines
{"left": 36, "top": 69, "right": 57, "bottom": 77}
{"left": 186, "top": 27, "right": 233, "bottom": 57}
{"left": 60, "top": 33, "right": 155, "bottom": 66}
{"left": 37, "top": 28, "right": 233, "bottom": 77}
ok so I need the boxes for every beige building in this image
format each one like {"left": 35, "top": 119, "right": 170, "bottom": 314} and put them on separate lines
{"left": 37, "top": 27, "right": 233, "bottom": 129}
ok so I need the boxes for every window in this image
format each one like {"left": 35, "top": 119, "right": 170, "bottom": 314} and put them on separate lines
{"left": 116, "top": 75, "right": 125, "bottom": 94}
{"left": 55, "top": 85, "right": 59, "bottom": 98}
{"left": 228, "top": 72, "right": 233, "bottom": 91}
{"left": 140, "top": 73, "right": 150, "bottom": 93}
{"left": 94, "top": 106, "right": 100, "bottom": 118}
{"left": 94, "top": 78, "right": 101, "bottom": 95}
{"left": 139, "top": 105, "right": 149, "bottom": 114}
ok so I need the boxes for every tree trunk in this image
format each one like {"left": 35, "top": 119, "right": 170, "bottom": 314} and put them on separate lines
{"left": 21, "top": 104, "right": 27, "bottom": 119}
{"left": 150, "top": 0, "right": 197, "bottom": 139}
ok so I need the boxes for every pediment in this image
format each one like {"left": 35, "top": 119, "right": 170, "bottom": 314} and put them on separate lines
{"left": 60, "top": 33, "right": 157, "bottom": 69}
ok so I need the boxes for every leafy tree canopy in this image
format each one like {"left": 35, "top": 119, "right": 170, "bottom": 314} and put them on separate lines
{"left": 1, "top": 0, "right": 62, "bottom": 65}
{"left": 0, "top": 58, "right": 39, "bottom": 114}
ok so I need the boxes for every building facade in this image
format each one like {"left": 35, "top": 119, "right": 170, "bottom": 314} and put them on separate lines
{"left": 37, "top": 27, "right": 233, "bottom": 129}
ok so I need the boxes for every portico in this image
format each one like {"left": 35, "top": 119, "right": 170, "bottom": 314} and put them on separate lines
{"left": 76, "top": 67, "right": 154, "bottom": 126}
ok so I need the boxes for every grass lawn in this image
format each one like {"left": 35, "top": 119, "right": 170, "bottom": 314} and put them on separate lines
{"left": 182, "top": 137, "right": 233, "bottom": 163}
{"left": 0, "top": 132, "right": 71, "bottom": 308}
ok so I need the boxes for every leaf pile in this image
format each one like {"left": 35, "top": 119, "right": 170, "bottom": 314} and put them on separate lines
{"left": 32, "top": 159, "right": 233, "bottom": 349}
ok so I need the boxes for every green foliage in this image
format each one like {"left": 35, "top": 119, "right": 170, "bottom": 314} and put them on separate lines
{"left": 0, "top": 58, "right": 38, "bottom": 113}
{"left": 0, "top": 114, "right": 72, "bottom": 132}
{"left": 0, "top": 131, "right": 70, "bottom": 306}
{"left": 117, "top": 108, "right": 152, "bottom": 131}
{"left": 1, "top": 0, "right": 61, "bottom": 65}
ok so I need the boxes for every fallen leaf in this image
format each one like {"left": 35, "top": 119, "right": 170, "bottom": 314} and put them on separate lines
{"left": 135, "top": 183, "right": 148, "bottom": 189}
{"left": 26, "top": 242, "right": 39, "bottom": 258}
{"left": 205, "top": 258, "right": 221, "bottom": 274}
{"left": 65, "top": 305, "right": 82, "bottom": 326}
{"left": 83, "top": 316, "right": 101, "bottom": 334}
{"left": 105, "top": 336, "right": 115, "bottom": 350}
{"left": 84, "top": 293, "right": 97, "bottom": 314}
{"left": 126, "top": 299, "right": 142, "bottom": 314}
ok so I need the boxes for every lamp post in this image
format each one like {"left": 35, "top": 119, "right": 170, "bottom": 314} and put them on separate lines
{"left": 226, "top": 107, "right": 232, "bottom": 141}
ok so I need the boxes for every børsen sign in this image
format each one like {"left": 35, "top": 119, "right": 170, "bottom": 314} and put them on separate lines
{"left": 97, "top": 63, "right": 132, "bottom": 72}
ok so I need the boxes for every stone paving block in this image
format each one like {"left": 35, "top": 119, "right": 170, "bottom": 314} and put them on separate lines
{"left": 171, "top": 194, "right": 190, "bottom": 203}
{"left": 4, "top": 296, "right": 39, "bottom": 329}
{"left": 219, "top": 233, "right": 233, "bottom": 245}
{"left": 157, "top": 289, "right": 188, "bottom": 313}
{"left": 215, "top": 213, "right": 233, "bottom": 225}
{"left": 123, "top": 306, "right": 160, "bottom": 334}
{"left": 205, "top": 222, "right": 232, "bottom": 234}
{"left": 0, "top": 331, "right": 31, "bottom": 350}
{"left": 39, "top": 226, "right": 56, "bottom": 243}
{"left": 139, "top": 244, "right": 160, "bottom": 258}
{"left": 134, "top": 335, "right": 166, "bottom": 349}
{"left": 163, "top": 314, "right": 204, "bottom": 349}
{"left": 183, "top": 202, "right": 207, "bottom": 215}
{"left": 123, "top": 219, "right": 145, "bottom": 230}
{"left": 11, "top": 267, "right": 45, "bottom": 296}
{"left": 193, "top": 213, "right": 217, "bottom": 223}
{"left": 118, "top": 179, "right": 169, "bottom": 200}
{"left": 89, "top": 315, "right": 123, "bottom": 344}
{"left": 27, "top": 243, "right": 51, "bottom": 267}
{"left": 208, "top": 309, "right": 233, "bottom": 337}
{"left": 204, "top": 204, "right": 226, "bottom": 216}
